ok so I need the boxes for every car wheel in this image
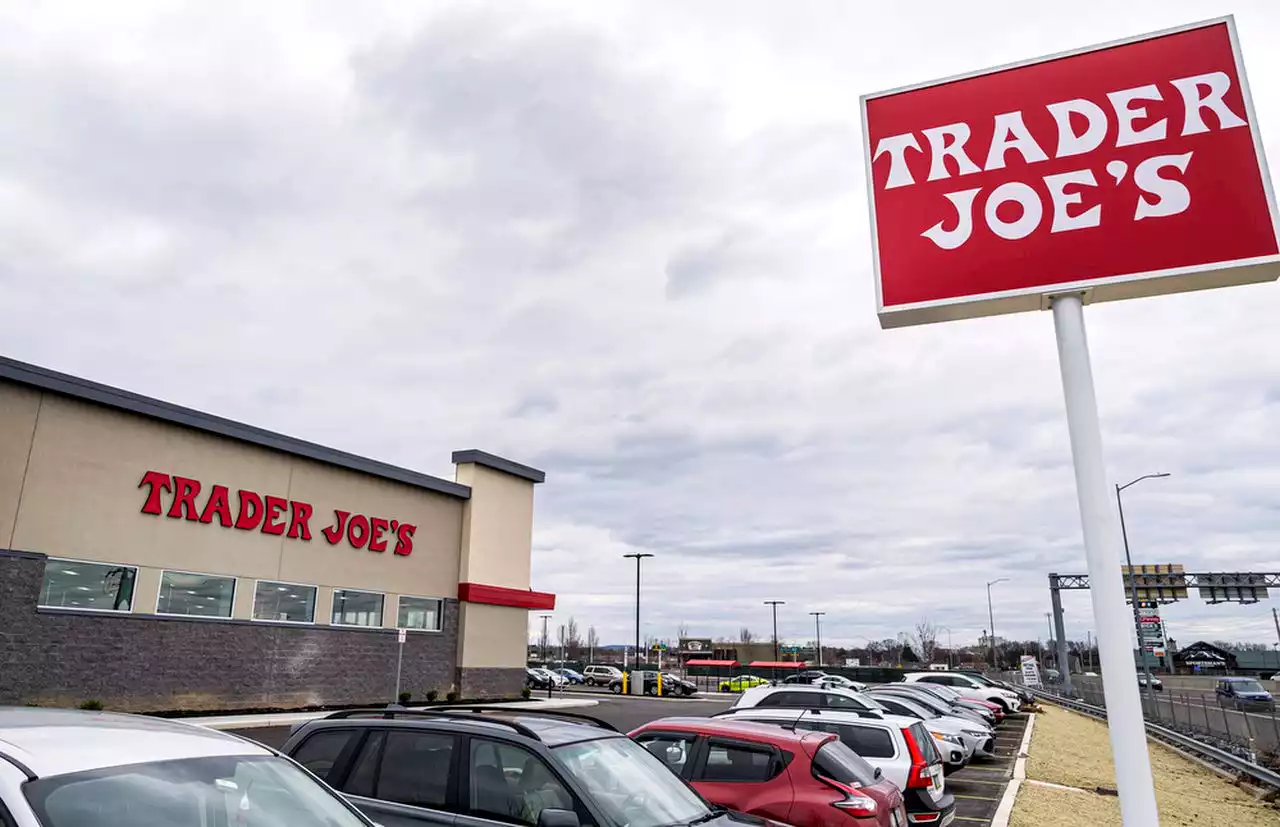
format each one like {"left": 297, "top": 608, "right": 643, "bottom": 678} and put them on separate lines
{"left": 611, "top": 683, "right": 622, "bottom": 694}
{"left": 720, "top": 686, "right": 729, "bottom": 693}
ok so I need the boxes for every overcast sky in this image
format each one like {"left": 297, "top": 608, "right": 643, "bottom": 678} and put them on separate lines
{"left": 2, "top": 1, "right": 1278, "bottom": 654}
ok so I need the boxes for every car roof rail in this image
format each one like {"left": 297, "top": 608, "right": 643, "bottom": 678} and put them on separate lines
{"left": 321, "top": 708, "right": 541, "bottom": 739}
{"left": 0, "top": 749, "right": 37, "bottom": 781}
{"left": 417, "top": 704, "right": 621, "bottom": 733}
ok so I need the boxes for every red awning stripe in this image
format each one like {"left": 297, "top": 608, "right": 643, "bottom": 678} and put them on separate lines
{"left": 457, "top": 582, "right": 556, "bottom": 610}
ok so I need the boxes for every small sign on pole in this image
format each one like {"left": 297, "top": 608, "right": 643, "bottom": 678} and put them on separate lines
{"left": 397, "top": 628, "right": 407, "bottom": 644}
{"left": 393, "top": 628, "right": 407, "bottom": 702}
{"left": 1020, "top": 655, "right": 1044, "bottom": 688}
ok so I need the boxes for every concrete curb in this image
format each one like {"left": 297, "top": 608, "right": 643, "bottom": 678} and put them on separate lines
{"left": 991, "top": 712, "right": 1036, "bottom": 827}
{"left": 190, "top": 698, "right": 600, "bottom": 731}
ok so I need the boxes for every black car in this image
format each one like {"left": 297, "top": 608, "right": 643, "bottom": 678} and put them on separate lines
{"left": 606, "top": 672, "right": 666, "bottom": 696}
{"left": 661, "top": 673, "right": 699, "bottom": 696}
{"left": 282, "top": 706, "right": 769, "bottom": 827}
{"left": 527, "top": 668, "right": 556, "bottom": 690}
{"left": 781, "top": 670, "right": 829, "bottom": 685}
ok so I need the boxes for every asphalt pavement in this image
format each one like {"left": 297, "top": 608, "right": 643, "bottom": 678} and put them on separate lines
{"left": 228, "top": 694, "right": 1029, "bottom": 827}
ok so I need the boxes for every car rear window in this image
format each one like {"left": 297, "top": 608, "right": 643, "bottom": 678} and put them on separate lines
{"left": 813, "top": 741, "right": 880, "bottom": 787}
{"left": 908, "top": 722, "right": 941, "bottom": 764}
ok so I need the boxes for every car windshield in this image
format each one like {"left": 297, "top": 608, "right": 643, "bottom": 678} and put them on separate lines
{"left": 1232, "top": 680, "right": 1266, "bottom": 693}
{"left": 553, "top": 737, "right": 710, "bottom": 827}
{"left": 23, "top": 754, "right": 369, "bottom": 827}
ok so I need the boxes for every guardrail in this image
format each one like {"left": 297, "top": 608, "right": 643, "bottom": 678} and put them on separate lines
{"left": 1027, "top": 687, "right": 1280, "bottom": 792}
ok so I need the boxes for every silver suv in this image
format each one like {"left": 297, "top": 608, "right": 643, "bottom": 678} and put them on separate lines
{"left": 582, "top": 666, "right": 623, "bottom": 687}
{"left": 0, "top": 707, "right": 377, "bottom": 827}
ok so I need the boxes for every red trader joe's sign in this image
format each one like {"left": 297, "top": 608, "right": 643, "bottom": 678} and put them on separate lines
{"left": 138, "top": 471, "right": 416, "bottom": 556}
{"left": 862, "top": 17, "right": 1280, "bottom": 328}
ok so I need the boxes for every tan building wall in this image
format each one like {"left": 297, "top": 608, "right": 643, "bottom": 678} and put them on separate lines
{"left": 0, "top": 382, "right": 465, "bottom": 623}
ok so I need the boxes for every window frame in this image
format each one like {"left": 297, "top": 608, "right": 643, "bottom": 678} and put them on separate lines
{"left": 694, "top": 737, "right": 786, "bottom": 785}
{"left": 251, "top": 578, "right": 319, "bottom": 625}
{"left": 329, "top": 588, "right": 386, "bottom": 628}
{"left": 38, "top": 557, "right": 139, "bottom": 614}
{"left": 154, "top": 568, "right": 237, "bottom": 620}
{"left": 396, "top": 594, "right": 445, "bottom": 633}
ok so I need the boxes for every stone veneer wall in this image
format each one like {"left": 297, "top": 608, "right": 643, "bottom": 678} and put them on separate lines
{"left": 0, "top": 550, "right": 474, "bottom": 712}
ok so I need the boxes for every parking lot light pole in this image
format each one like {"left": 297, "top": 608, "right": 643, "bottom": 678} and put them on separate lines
{"left": 623, "top": 553, "right": 654, "bottom": 678}
{"left": 986, "top": 578, "right": 1007, "bottom": 671}
{"left": 540, "top": 614, "right": 553, "bottom": 665}
{"left": 809, "top": 612, "right": 825, "bottom": 667}
{"left": 942, "top": 627, "right": 953, "bottom": 669}
{"left": 765, "top": 601, "right": 785, "bottom": 682}
{"left": 1117, "top": 472, "right": 1169, "bottom": 712}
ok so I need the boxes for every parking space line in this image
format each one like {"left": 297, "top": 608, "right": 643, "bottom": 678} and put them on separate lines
{"left": 953, "top": 817, "right": 992, "bottom": 823}
{"left": 955, "top": 794, "right": 1002, "bottom": 801}
{"left": 949, "top": 777, "right": 1007, "bottom": 785}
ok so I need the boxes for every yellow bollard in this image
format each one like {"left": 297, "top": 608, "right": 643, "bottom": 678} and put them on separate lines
{"left": 658, "top": 673, "right": 663, "bottom": 697}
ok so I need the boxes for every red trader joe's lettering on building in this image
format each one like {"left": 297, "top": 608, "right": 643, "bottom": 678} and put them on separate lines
{"left": 137, "top": 470, "right": 415, "bottom": 556}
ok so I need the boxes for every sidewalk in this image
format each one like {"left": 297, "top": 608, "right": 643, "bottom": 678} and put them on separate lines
{"left": 189, "top": 697, "right": 600, "bottom": 731}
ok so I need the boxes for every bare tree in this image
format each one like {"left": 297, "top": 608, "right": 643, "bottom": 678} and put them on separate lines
{"left": 739, "top": 627, "right": 755, "bottom": 644}
{"left": 565, "top": 616, "right": 582, "bottom": 660}
{"left": 913, "top": 618, "right": 939, "bottom": 665}
{"left": 586, "top": 626, "right": 600, "bottom": 663}
{"left": 677, "top": 623, "right": 691, "bottom": 640}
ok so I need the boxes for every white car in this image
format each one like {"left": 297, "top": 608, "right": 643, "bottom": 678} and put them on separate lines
{"left": 731, "top": 684, "right": 884, "bottom": 717}
{"left": 0, "top": 707, "right": 377, "bottom": 827}
{"left": 816, "top": 675, "right": 869, "bottom": 692}
{"left": 867, "top": 688, "right": 995, "bottom": 760}
{"left": 723, "top": 684, "right": 970, "bottom": 770}
{"left": 904, "top": 672, "right": 1022, "bottom": 713}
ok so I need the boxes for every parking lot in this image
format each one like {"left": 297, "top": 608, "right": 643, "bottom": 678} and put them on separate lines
{"left": 230, "top": 692, "right": 1030, "bottom": 827}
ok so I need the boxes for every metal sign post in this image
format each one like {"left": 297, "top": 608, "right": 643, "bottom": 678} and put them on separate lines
{"left": 1052, "top": 293, "right": 1160, "bottom": 823}
{"left": 394, "top": 627, "right": 406, "bottom": 701}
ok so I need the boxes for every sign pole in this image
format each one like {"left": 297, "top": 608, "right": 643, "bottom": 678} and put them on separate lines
{"left": 1051, "top": 293, "right": 1160, "bottom": 826}
{"left": 394, "top": 627, "right": 406, "bottom": 702}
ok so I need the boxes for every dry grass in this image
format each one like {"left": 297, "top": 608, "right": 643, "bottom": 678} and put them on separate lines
{"left": 1012, "top": 706, "right": 1279, "bottom": 826}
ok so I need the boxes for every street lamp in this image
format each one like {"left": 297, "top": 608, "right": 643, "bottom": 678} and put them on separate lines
{"left": 1116, "top": 472, "right": 1169, "bottom": 711}
{"left": 539, "top": 614, "right": 553, "bottom": 664}
{"left": 765, "top": 601, "right": 786, "bottom": 676}
{"left": 986, "top": 578, "right": 1008, "bottom": 670}
{"left": 809, "top": 612, "right": 826, "bottom": 667}
{"left": 622, "top": 553, "right": 654, "bottom": 672}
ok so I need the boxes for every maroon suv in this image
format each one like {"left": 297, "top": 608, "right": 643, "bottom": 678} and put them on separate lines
{"left": 631, "top": 717, "right": 907, "bottom": 827}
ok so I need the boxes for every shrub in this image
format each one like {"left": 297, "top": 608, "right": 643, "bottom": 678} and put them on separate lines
{"left": 521, "top": 687, "right": 532, "bottom": 700}
{"left": 398, "top": 691, "right": 412, "bottom": 705}
{"left": 446, "top": 690, "right": 460, "bottom": 703}
{"left": 426, "top": 689, "right": 439, "bottom": 703}
{"left": 79, "top": 700, "right": 104, "bottom": 711}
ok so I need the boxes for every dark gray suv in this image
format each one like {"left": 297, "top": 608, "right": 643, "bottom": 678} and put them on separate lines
{"left": 282, "top": 706, "right": 780, "bottom": 827}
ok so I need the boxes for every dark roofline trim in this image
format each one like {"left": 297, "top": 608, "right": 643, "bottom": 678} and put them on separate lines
{"left": 0, "top": 356, "right": 471, "bottom": 500}
{"left": 451, "top": 450, "right": 546, "bottom": 484}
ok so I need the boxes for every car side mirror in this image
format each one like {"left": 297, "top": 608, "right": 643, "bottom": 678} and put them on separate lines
{"left": 538, "top": 809, "right": 580, "bottom": 827}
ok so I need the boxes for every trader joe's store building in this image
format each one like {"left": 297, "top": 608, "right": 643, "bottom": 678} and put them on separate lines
{"left": 0, "top": 356, "right": 553, "bottom": 712}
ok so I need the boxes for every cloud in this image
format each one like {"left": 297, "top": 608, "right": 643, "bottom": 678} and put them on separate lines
{"left": 0, "top": 0, "right": 1277, "bottom": 656}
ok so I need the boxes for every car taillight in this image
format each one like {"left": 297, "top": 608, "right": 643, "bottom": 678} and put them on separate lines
{"left": 907, "top": 812, "right": 941, "bottom": 823}
{"left": 900, "top": 727, "right": 933, "bottom": 789}
{"left": 821, "top": 778, "right": 878, "bottom": 818}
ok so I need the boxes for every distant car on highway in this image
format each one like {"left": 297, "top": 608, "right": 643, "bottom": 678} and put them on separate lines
{"left": 0, "top": 708, "right": 378, "bottom": 827}
{"left": 631, "top": 716, "right": 907, "bottom": 827}
{"left": 1215, "top": 677, "right": 1275, "bottom": 710}
{"left": 1136, "top": 674, "right": 1164, "bottom": 692}
{"left": 719, "top": 674, "right": 770, "bottom": 693}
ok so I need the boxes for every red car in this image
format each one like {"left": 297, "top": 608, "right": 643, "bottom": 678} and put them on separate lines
{"left": 631, "top": 717, "right": 907, "bottom": 827}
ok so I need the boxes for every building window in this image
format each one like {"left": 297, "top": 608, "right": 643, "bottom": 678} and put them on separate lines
{"left": 157, "top": 571, "right": 235, "bottom": 618}
{"left": 39, "top": 559, "right": 137, "bottom": 612}
{"left": 331, "top": 589, "right": 384, "bottom": 627}
{"left": 253, "top": 581, "right": 317, "bottom": 623}
{"left": 397, "top": 596, "right": 443, "bottom": 631}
